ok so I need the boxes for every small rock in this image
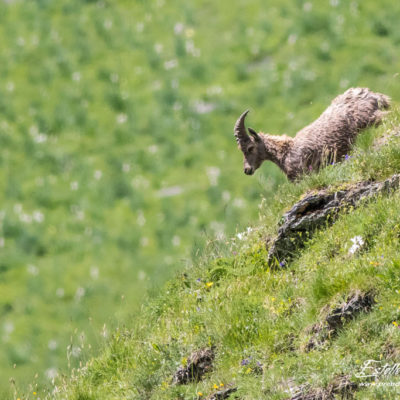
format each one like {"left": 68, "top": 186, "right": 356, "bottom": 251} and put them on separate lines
{"left": 205, "top": 387, "right": 237, "bottom": 400}
{"left": 173, "top": 347, "right": 215, "bottom": 385}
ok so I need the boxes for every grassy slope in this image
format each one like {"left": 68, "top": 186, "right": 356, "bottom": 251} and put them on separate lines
{"left": 47, "top": 112, "right": 400, "bottom": 399}
{"left": 1, "top": 0, "right": 400, "bottom": 397}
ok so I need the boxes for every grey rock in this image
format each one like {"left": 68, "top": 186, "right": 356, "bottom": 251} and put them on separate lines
{"left": 268, "top": 174, "right": 400, "bottom": 265}
{"left": 205, "top": 387, "right": 237, "bottom": 400}
{"left": 173, "top": 347, "right": 215, "bottom": 385}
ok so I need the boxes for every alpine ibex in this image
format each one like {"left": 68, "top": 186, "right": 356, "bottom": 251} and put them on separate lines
{"left": 234, "top": 88, "right": 390, "bottom": 181}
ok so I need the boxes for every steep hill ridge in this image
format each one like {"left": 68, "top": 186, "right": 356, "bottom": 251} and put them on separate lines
{"left": 46, "top": 111, "right": 400, "bottom": 399}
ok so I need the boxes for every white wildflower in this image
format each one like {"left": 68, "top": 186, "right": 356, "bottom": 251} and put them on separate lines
{"left": 173, "top": 102, "right": 182, "bottom": 111}
{"left": 27, "top": 264, "right": 39, "bottom": 275}
{"left": 116, "top": 113, "right": 127, "bottom": 124}
{"left": 122, "top": 163, "right": 130, "bottom": 172}
{"left": 94, "top": 170, "right": 102, "bottom": 180}
{"left": 48, "top": 340, "right": 58, "bottom": 350}
{"left": 4, "top": 321, "right": 14, "bottom": 334}
{"left": 72, "top": 72, "right": 81, "bottom": 82}
{"left": 210, "top": 221, "right": 225, "bottom": 239}
{"left": 222, "top": 191, "right": 231, "bottom": 201}
{"left": 75, "top": 287, "right": 85, "bottom": 301}
{"left": 131, "top": 176, "right": 149, "bottom": 189}
{"left": 193, "top": 100, "right": 215, "bottom": 114}
{"left": 148, "top": 145, "right": 158, "bottom": 154}
{"left": 206, "top": 166, "right": 220, "bottom": 186}
{"left": 233, "top": 198, "right": 245, "bottom": 208}
{"left": 33, "top": 210, "right": 44, "bottom": 223}
{"left": 137, "top": 210, "right": 146, "bottom": 226}
{"left": 157, "top": 186, "right": 183, "bottom": 198}
{"left": 349, "top": 236, "right": 364, "bottom": 255}
{"left": 90, "top": 266, "right": 99, "bottom": 280}
{"left": 154, "top": 43, "right": 163, "bottom": 54}
{"left": 46, "top": 367, "right": 58, "bottom": 380}
{"left": 20, "top": 213, "right": 32, "bottom": 224}
{"left": 236, "top": 227, "right": 253, "bottom": 240}
{"left": 174, "top": 23, "right": 184, "bottom": 35}
{"left": 71, "top": 345, "right": 81, "bottom": 357}
{"left": 206, "top": 86, "right": 223, "bottom": 96}
{"left": 172, "top": 235, "right": 181, "bottom": 247}
{"left": 164, "top": 59, "right": 178, "bottom": 70}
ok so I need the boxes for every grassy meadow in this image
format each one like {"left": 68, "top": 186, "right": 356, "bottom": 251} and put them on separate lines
{"left": 0, "top": 0, "right": 399, "bottom": 398}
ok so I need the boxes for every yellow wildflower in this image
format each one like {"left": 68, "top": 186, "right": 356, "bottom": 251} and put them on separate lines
{"left": 213, "top": 383, "right": 219, "bottom": 389}
{"left": 197, "top": 392, "right": 203, "bottom": 397}
{"left": 206, "top": 282, "right": 213, "bottom": 288}
{"left": 220, "top": 382, "right": 224, "bottom": 387}
{"left": 185, "top": 28, "right": 195, "bottom": 38}
{"left": 392, "top": 321, "right": 398, "bottom": 327}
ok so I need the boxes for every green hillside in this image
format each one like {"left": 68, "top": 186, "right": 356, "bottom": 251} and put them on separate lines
{"left": 0, "top": 0, "right": 400, "bottom": 398}
{"left": 52, "top": 111, "right": 400, "bottom": 399}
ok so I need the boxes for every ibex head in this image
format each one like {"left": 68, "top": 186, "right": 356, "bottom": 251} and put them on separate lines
{"left": 234, "top": 110, "right": 265, "bottom": 175}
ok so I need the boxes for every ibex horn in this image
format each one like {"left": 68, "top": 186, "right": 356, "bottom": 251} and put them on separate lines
{"left": 234, "top": 109, "right": 250, "bottom": 145}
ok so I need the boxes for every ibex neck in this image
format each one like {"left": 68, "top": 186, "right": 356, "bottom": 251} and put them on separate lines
{"left": 260, "top": 133, "right": 293, "bottom": 172}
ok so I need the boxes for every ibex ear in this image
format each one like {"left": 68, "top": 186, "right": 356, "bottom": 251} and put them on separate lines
{"left": 248, "top": 127, "right": 261, "bottom": 142}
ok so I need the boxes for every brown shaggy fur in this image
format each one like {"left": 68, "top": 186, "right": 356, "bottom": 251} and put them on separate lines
{"left": 234, "top": 88, "right": 391, "bottom": 181}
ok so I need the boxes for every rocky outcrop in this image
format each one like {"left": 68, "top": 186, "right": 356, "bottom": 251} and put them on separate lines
{"left": 268, "top": 174, "right": 400, "bottom": 265}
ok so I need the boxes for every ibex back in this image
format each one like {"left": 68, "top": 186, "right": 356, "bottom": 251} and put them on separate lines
{"left": 234, "top": 88, "right": 390, "bottom": 181}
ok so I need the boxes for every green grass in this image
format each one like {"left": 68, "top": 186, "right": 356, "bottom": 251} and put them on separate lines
{"left": 1, "top": 0, "right": 400, "bottom": 397}
{"left": 46, "top": 110, "right": 400, "bottom": 399}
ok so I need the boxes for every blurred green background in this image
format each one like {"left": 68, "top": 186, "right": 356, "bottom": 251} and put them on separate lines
{"left": 0, "top": 0, "right": 399, "bottom": 395}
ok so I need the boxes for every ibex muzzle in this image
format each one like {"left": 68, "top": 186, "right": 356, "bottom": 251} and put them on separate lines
{"left": 234, "top": 110, "right": 265, "bottom": 176}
